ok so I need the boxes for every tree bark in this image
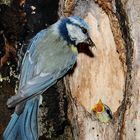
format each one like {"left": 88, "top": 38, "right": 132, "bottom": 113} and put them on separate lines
{"left": 59, "top": 0, "right": 140, "bottom": 140}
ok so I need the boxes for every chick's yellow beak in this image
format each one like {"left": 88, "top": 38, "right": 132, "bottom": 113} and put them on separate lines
{"left": 92, "top": 105, "right": 97, "bottom": 112}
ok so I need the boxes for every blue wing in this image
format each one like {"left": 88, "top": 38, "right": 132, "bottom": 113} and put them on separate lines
{"left": 3, "top": 29, "right": 48, "bottom": 140}
{"left": 3, "top": 27, "right": 77, "bottom": 140}
{"left": 7, "top": 52, "right": 76, "bottom": 108}
{"left": 19, "top": 29, "right": 48, "bottom": 87}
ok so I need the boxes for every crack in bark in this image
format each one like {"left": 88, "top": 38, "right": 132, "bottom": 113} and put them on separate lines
{"left": 95, "top": 0, "right": 126, "bottom": 71}
{"left": 115, "top": 0, "right": 134, "bottom": 140}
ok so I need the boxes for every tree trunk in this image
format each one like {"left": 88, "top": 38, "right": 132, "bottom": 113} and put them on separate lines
{"left": 60, "top": 0, "right": 140, "bottom": 140}
{"left": 0, "top": 0, "right": 139, "bottom": 140}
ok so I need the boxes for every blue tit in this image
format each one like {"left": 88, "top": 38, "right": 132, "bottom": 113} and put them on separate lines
{"left": 92, "top": 99, "right": 113, "bottom": 123}
{"left": 3, "top": 16, "right": 94, "bottom": 140}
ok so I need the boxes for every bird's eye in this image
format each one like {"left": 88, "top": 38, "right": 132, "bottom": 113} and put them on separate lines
{"left": 81, "top": 27, "right": 87, "bottom": 34}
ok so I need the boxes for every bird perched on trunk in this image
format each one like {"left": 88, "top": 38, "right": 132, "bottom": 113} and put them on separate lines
{"left": 92, "top": 99, "right": 113, "bottom": 123}
{"left": 3, "top": 16, "right": 94, "bottom": 140}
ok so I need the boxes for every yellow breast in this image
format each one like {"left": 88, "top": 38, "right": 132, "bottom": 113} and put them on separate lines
{"left": 71, "top": 45, "right": 78, "bottom": 53}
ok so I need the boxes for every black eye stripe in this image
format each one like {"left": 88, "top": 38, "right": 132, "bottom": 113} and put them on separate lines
{"left": 82, "top": 28, "right": 87, "bottom": 34}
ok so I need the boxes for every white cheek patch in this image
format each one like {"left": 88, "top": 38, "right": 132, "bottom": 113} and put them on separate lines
{"left": 66, "top": 24, "right": 87, "bottom": 45}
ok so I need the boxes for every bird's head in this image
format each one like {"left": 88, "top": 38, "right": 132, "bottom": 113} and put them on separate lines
{"left": 58, "top": 16, "right": 95, "bottom": 47}
{"left": 92, "top": 99, "right": 105, "bottom": 114}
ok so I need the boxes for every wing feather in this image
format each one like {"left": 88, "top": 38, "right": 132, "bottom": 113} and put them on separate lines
{"left": 7, "top": 27, "right": 77, "bottom": 108}
{"left": 19, "top": 29, "right": 48, "bottom": 87}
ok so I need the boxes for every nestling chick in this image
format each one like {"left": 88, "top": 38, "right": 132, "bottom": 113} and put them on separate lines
{"left": 3, "top": 16, "right": 95, "bottom": 140}
{"left": 92, "top": 99, "right": 113, "bottom": 123}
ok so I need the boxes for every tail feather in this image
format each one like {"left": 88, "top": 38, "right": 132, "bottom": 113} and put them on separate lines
{"left": 19, "top": 98, "right": 39, "bottom": 140}
{"left": 3, "top": 113, "right": 19, "bottom": 140}
{"left": 31, "top": 98, "right": 39, "bottom": 139}
{"left": 3, "top": 97, "right": 40, "bottom": 140}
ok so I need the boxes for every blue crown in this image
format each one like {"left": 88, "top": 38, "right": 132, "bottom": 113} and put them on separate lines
{"left": 68, "top": 16, "right": 89, "bottom": 29}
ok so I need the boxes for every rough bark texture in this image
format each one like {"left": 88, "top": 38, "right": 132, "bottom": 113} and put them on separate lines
{"left": 59, "top": 0, "right": 139, "bottom": 140}
{"left": 0, "top": 0, "right": 140, "bottom": 139}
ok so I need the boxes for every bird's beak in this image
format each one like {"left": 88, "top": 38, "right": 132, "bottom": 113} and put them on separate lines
{"left": 85, "top": 37, "right": 96, "bottom": 48}
{"left": 92, "top": 105, "right": 97, "bottom": 112}
{"left": 98, "top": 99, "right": 103, "bottom": 104}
